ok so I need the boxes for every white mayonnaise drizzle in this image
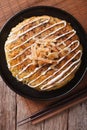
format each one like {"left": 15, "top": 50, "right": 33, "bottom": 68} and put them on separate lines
{"left": 8, "top": 22, "right": 74, "bottom": 63}
{"left": 16, "top": 38, "right": 78, "bottom": 80}
{"left": 6, "top": 16, "right": 82, "bottom": 90}
{"left": 9, "top": 55, "right": 30, "bottom": 68}
{"left": 40, "top": 51, "right": 82, "bottom": 89}
{"left": 8, "top": 20, "right": 66, "bottom": 52}
{"left": 9, "top": 17, "right": 48, "bottom": 36}
{"left": 41, "top": 63, "right": 80, "bottom": 90}
{"left": 29, "top": 40, "right": 80, "bottom": 84}
{"left": 16, "top": 64, "right": 46, "bottom": 81}
{"left": 29, "top": 50, "right": 81, "bottom": 88}
{"left": 18, "top": 40, "right": 79, "bottom": 82}
{"left": 8, "top": 20, "right": 66, "bottom": 66}
{"left": 6, "top": 18, "right": 50, "bottom": 45}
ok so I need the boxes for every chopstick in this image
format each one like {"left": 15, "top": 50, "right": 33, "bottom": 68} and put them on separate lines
{"left": 17, "top": 87, "right": 87, "bottom": 127}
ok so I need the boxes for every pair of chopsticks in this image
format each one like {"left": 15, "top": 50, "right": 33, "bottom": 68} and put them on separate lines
{"left": 17, "top": 87, "right": 87, "bottom": 126}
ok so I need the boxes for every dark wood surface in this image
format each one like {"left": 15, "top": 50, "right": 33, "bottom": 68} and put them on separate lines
{"left": 0, "top": 0, "right": 87, "bottom": 130}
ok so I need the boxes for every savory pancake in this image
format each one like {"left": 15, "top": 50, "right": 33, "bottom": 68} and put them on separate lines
{"left": 4, "top": 15, "right": 82, "bottom": 91}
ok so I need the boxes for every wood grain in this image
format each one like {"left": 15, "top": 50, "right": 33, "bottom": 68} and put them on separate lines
{"left": 43, "top": 111, "right": 68, "bottom": 130}
{"left": 0, "top": 77, "right": 16, "bottom": 130}
{"left": 0, "top": 0, "right": 87, "bottom": 130}
{"left": 31, "top": 91, "right": 87, "bottom": 125}
{"left": 68, "top": 102, "right": 87, "bottom": 130}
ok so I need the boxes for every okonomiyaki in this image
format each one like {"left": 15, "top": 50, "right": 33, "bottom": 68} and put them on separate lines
{"left": 4, "top": 15, "right": 82, "bottom": 91}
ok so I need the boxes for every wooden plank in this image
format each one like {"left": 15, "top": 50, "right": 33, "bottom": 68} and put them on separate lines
{"left": 31, "top": 91, "right": 87, "bottom": 124}
{"left": 0, "top": 77, "right": 16, "bottom": 130}
{"left": 17, "top": 121, "right": 43, "bottom": 130}
{"left": 43, "top": 111, "right": 68, "bottom": 130}
{"left": 17, "top": 111, "right": 68, "bottom": 130}
{"left": 68, "top": 101, "right": 87, "bottom": 130}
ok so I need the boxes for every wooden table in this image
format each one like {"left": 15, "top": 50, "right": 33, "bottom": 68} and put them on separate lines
{"left": 0, "top": 0, "right": 87, "bottom": 130}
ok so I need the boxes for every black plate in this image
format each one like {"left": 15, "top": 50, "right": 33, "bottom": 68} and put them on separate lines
{"left": 0, "top": 6, "right": 87, "bottom": 100}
